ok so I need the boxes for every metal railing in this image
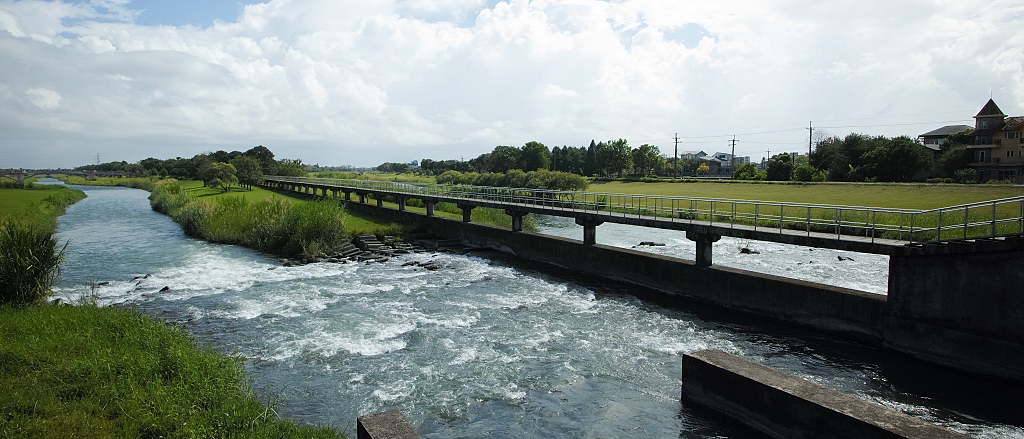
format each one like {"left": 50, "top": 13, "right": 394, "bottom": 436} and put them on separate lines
{"left": 265, "top": 176, "right": 1024, "bottom": 245}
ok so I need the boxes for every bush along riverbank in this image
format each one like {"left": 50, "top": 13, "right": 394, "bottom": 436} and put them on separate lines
{"left": 0, "top": 182, "right": 346, "bottom": 438}
{"left": 150, "top": 180, "right": 355, "bottom": 260}
{"left": 0, "top": 183, "right": 85, "bottom": 307}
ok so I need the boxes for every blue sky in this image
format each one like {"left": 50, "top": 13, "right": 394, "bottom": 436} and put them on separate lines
{"left": 2, "top": 0, "right": 1023, "bottom": 168}
{"left": 128, "top": 0, "right": 243, "bottom": 26}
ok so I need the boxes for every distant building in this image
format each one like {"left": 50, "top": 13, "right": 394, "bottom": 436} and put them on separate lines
{"left": 959, "top": 100, "right": 1023, "bottom": 182}
{"left": 680, "top": 150, "right": 707, "bottom": 160}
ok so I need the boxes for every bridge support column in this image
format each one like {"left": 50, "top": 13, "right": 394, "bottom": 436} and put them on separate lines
{"left": 358, "top": 192, "right": 367, "bottom": 204}
{"left": 425, "top": 201, "right": 435, "bottom": 216}
{"left": 397, "top": 197, "right": 407, "bottom": 211}
{"left": 343, "top": 191, "right": 351, "bottom": 201}
{"left": 375, "top": 194, "right": 384, "bottom": 207}
{"left": 575, "top": 217, "right": 604, "bottom": 245}
{"left": 686, "top": 231, "right": 721, "bottom": 267}
{"left": 505, "top": 210, "right": 526, "bottom": 232}
{"left": 458, "top": 204, "right": 475, "bottom": 222}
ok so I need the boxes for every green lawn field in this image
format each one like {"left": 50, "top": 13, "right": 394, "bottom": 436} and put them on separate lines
{"left": 587, "top": 181, "right": 1024, "bottom": 210}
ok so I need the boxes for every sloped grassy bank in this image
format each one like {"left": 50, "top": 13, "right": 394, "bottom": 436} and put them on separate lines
{"left": 0, "top": 306, "right": 342, "bottom": 438}
{"left": 0, "top": 182, "right": 345, "bottom": 438}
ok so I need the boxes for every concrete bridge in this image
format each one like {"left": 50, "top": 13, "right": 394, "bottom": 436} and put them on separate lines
{"left": 263, "top": 175, "right": 1024, "bottom": 264}
{"left": 263, "top": 175, "right": 1024, "bottom": 382}
{"left": 0, "top": 169, "right": 127, "bottom": 183}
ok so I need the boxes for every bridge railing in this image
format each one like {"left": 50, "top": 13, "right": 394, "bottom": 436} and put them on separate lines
{"left": 265, "top": 176, "right": 1024, "bottom": 244}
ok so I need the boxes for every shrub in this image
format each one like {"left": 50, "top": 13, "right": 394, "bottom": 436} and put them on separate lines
{"left": 0, "top": 221, "right": 66, "bottom": 306}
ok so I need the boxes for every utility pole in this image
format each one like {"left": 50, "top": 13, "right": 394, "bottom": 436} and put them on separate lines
{"left": 96, "top": 154, "right": 100, "bottom": 166}
{"left": 807, "top": 121, "right": 813, "bottom": 157}
{"left": 674, "top": 133, "right": 680, "bottom": 178}
{"left": 729, "top": 136, "right": 737, "bottom": 171}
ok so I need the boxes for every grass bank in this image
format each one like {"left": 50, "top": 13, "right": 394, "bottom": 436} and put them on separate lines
{"left": 589, "top": 180, "right": 1024, "bottom": 209}
{"left": 0, "top": 305, "right": 341, "bottom": 438}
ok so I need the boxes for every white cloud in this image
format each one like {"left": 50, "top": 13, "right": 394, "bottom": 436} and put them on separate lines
{"left": 0, "top": 0, "right": 1022, "bottom": 168}
{"left": 25, "top": 87, "right": 61, "bottom": 109}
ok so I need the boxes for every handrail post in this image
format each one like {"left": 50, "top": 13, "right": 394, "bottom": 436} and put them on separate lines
{"left": 964, "top": 205, "right": 969, "bottom": 240}
{"left": 991, "top": 202, "right": 997, "bottom": 238}
{"left": 806, "top": 206, "right": 811, "bottom": 236}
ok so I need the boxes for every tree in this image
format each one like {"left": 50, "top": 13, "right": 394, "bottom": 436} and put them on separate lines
{"left": 766, "top": 153, "right": 793, "bottom": 181}
{"left": 696, "top": 162, "right": 710, "bottom": 176}
{"left": 230, "top": 156, "right": 263, "bottom": 190}
{"left": 275, "top": 159, "right": 306, "bottom": 177}
{"left": 937, "top": 129, "right": 975, "bottom": 176}
{"left": 792, "top": 164, "right": 826, "bottom": 182}
{"left": 201, "top": 162, "right": 238, "bottom": 192}
{"left": 858, "top": 136, "right": 930, "bottom": 182}
{"left": 733, "top": 163, "right": 765, "bottom": 180}
{"left": 244, "top": 145, "right": 276, "bottom": 174}
{"left": 598, "top": 139, "right": 633, "bottom": 177}
{"left": 489, "top": 145, "right": 522, "bottom": 173}
{"left": 584, "top": 140, "right": 599, "bottom": 176}
{"left": 632, "top": 144, "right": 663, "bottom": 176}
{"left": 519, "top": 141, "right": 551, "bottom": 171}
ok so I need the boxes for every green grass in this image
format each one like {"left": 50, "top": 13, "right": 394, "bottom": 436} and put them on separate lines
{"left": 589, "top": 180, "right": 1024, "bottom": 209}
{"left": 0, "top": 304, "right": 343, "bottom": 439}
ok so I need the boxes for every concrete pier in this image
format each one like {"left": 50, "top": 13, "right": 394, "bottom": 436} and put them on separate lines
{"left": 357, "top": 410, "right": 421, "bottom": 439}
{"left": 681, "top": 349, "right": 970, "bottom": 439}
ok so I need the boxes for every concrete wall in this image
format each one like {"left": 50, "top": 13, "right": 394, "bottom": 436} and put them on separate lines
{"left": 885, "top": 249, "right": 1024, "bottom": 381}
{"left": 681, "top": 349, "right": 970, "bottom": 439}
{"left": 345, "top": 202, "right": 887, "bottom": 343}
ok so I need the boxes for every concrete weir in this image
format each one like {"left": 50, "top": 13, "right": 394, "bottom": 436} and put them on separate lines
{"left": 681, "top": 349, "right": 970, "bottom": 439}
{"left": 343, "top": 201, "right": 887, "bottom": 343}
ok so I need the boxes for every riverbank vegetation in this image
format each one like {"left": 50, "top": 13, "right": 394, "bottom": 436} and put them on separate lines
{"left": 151, "top": 180, "right": 356, "bottom": 258}
{"left": 0, "top": 305, "right": 342, "bottom": 438}
{"left": 0, "top": 184, "right": 85, "bottom": 306}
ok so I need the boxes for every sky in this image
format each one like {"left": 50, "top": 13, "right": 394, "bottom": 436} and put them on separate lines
{"left": 1, "top": 0, "right": 1023, "bottom": 169}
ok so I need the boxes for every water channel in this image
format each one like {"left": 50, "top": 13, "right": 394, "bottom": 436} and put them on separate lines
{"left": 49, "top": 182, "right": 1023, "bottom": 438}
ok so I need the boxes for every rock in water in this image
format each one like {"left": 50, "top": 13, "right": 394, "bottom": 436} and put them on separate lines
{"left": 159, "top": 286, "right": 170, "bottom": 292}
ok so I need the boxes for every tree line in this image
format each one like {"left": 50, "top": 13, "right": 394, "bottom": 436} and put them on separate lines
{"left": 733, "top": 134, "right": 934, "bottom": 183}
{"left": 75, "top": 146, "right": 307, "bottom": 191}
{"left": 394, "top": 140, "right": 688, "bottom": 179}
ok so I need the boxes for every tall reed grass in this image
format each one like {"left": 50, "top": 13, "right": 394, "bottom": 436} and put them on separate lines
{"left": 0, "top": 221, "right": 67, "bottom": 306}
{"left": 150, "top": 181, "right": 350, "bottom": 258}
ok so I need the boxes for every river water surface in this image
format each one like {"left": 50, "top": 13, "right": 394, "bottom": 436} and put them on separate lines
{"left": 51, "top": 183, "right": 1023, "bottom": 438}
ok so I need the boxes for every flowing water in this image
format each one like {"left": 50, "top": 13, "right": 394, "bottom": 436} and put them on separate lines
{"left": 50, "top": 182, "right": 1024, "bottom": 438}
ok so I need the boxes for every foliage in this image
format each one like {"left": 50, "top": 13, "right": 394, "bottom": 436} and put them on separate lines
{"left": 696, "top": 163, "right": 710, "bottom": 176}
{"left": 953, "top": 168, "right": 977, "bottom": 184}
{"left": 809, "top": 133, "right": 933, "bottom": 182}
{"left": 149, "top": 181, "right": 349, "bottom": 259}
{"left": 766, "top": 153, "right": 794, "bottom": 181}
{"left": 631, "top": 144, "right": 665, "bottom": 176}
{"left": 0, "top": 221, "right": 66, "bottom": 306}
{"left": 733, "top": 163, "right": 766, "bottom": 180}
{"left": 520, "top": 141, "right": 551, "bottom": 172}
{"left": 0, "top": 305, "right": 343, "bottom": 438}
{"left": 792, "top": 164, "right": 826, "bottom": 182}
{"left": 376, "top": 162, "right": 412, "bottom": 173}
{"left": 857, "top": 136, "right": 931, "bottom": 182}
{"left": 435, "top": 169, "right": 588, "bottom": 191}
{"left": 597, "top": 139, "right": 633, "bottom": 177}
{"left": 230, "top": 155, "right": 263, "bottom": 190}
{"left": 200, "top": 162, "right": 239, "bottom": 192}
{"left": 274, "top": 159, "right": 306, "bottom": 177}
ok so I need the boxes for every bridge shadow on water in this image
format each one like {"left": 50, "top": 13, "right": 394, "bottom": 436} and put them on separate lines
{"left": 471, "top": 248, "right": 1024, "bottom": 436}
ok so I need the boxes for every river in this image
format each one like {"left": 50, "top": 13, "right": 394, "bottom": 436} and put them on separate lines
{"left": 49, "top": 182, "right": 1023, "bottom": 438}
